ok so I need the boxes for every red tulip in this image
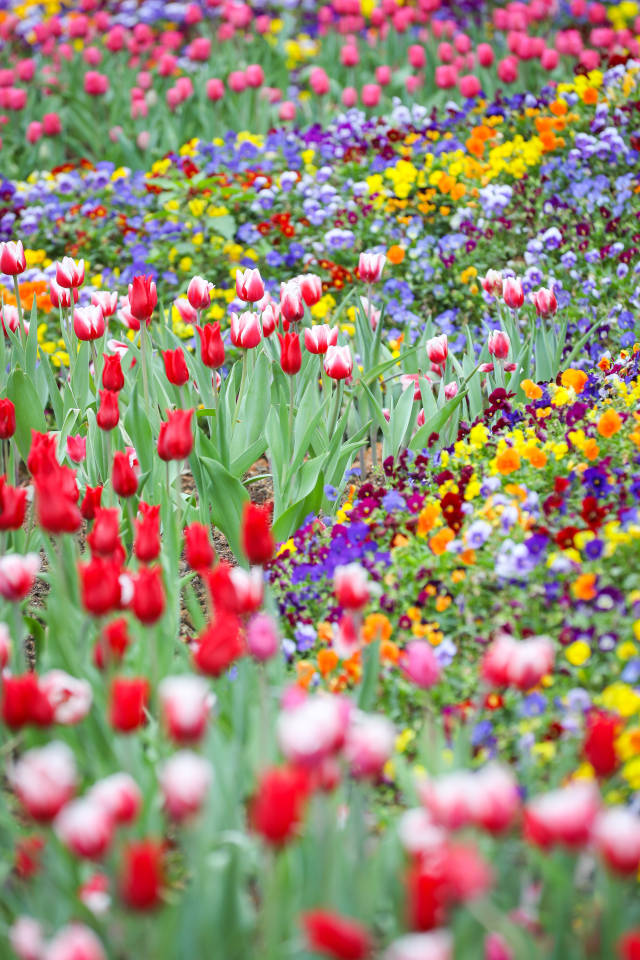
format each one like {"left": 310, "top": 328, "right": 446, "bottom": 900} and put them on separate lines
{"left": 91, "top": 290, "right": 118, "bottom": 316}
{"left": 503, "top": 277, "right": 524, "bottom": 309}
{"left": 162, "top": 347, "right": 189, "bottom": 386}
{"left": 9, "top": 741, "right": 76, "bottom": 822}
{"left": 112, "top": 450, "right": 138, "bottom": 498}
{"left": 93, "top": 618, "right": 130, "bottom": 670}
{"left": 193, "top": 612, "right": 243, "bottom": 676}
{"left": 66, "top": 434, "right": 86, "bottom": 463}
{"left": 482, "top": 269, "right": 503, "bottom": 297}
{"left": 0, "top": 475, "right": 27, "bottom": 530}
{"left": 128, "top": 275, "right": 157, "bottom": 325}
{"left": 109, "top": 677, "right": 150, "bottom": 733}
{"left": 80, "top": 484, "right": 103, "bottom": 520}
{"left": 35, "top": 472, "right": 82, "bottom": 534}
{"left": 298, "top": 273, "right": 323, "bottom": 306}
{"left": 55, "top": 256, "right": 85, "bottom": 288}
{"left": 157, "top": 408, "right": 193, "bottom": 461}
{"left": 583, "top": 710, "right": 620, "bottom": 777}
{"left": 302, "top": 911, "right": 372, "bottom": 960}
{"left": 120, "top": 839, "right": 163, "bottom": 910}
{"left": 1, "top": 673, "right": 53, "bottom": 728}
{"left": 87, "top": 507, "right": 121, "bottom": 557}
{"left": 278, "top": 330, "right": 302, "bottom": 375}
{"left": 241, "top": 502, "right": 274, "bottom": 566}
{"left": 73, "top": 305, "right": 104, "bottom": 341}
{"left": 304, "top": 324, "right": 338, "bottom": 355}
{"left": 78, "top": 556, "right": 122, "bottom": 616}
{"left": 531, "top": 286, "right": 558, "bottom": 318}
{"left": 96, "top": 389, "right": 119, "bottom": 431}
{"left": 134, "top": 504, "right": 161, "bottom": 562}
{"left": 184, "top": 522, "right": 214, "bottom": 571}
{"left": 230, "top": 311, "right": 261, "bottom": 349}
{"left": 487, "top": 330, "right": 511, "bottom": 359}
{"left": 0, "top": 397, "right": 15, "bottom": 438}
{"left": 196, "top": 322, "right": 225, "bottom": 368}
{"left": 102, "top": 353, "right": 124, "bottom": 391}
{"left": 324, "top": 345, "right": 353, "bottom": 380}
{"left": 0, "top": 239, "right": 26, "bottom": 275}
{"left": 132, "top": 565, "right": 165, "bottom": 624}
{"left": 249, "top": 766, "right": 310, "bottom": 846}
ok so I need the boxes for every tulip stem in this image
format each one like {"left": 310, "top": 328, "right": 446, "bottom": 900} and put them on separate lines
{"left": 288, "top": 375, "right": 295, "bottom": 458}
{"left": 327, "top": 380, "right": 343, "bottom": 439}
{"left": 12, "top": 276, "right": 24, "bottom": 336}
{"left": 140, "top": 322, "right": 152, "bottom": 422}
{"left": 236, "top": 351, "right": 248, "bottom": 426}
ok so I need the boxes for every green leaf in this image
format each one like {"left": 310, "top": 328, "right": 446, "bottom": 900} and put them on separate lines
{"left": 358, "top": 638, "right": 381, "bottom": 711}
{"left": 6, "top": 368, "right": 47, "bottom": 460}
{"left": 271, "top": 468, "right": 325, "bottom": 542}
{"left": 409, "top": 388, "right": 468, "bottom": 451}
{"left": 200, "top": 457, "right": 249, "bottom": 561}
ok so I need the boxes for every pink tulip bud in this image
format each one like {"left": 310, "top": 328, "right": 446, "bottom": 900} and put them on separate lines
{"left": 89, "top": 773, "right": 141, "bottom": 825}
{"left": 344, "top": 712, "right": 395, "bottom": 779}
{"left": 531, "top": 286, "right": 557, "bottom": 317}
{"left": 358, "top": 251, "right": 386, "bottom": 283}
{"left": 247, "top": 612, "right": 279, "bottom": 661}
{"left": 236, "top": 267, "right": 264, "bottom": 303}
{"left": 503, "top": 276, "right": 524, "bottom": 309}
{"left": 361, "top": 82, "right": 381, "bottom": 107}
{"left": 0, "top": 239, "right": 26, "bottom": 275}
{"left": 497, "top": 56, "right": 518, "bottom": 83}
{"left": 187, "top": 37, "right": 211, "bottom": 61}
{"left": 487, "top": 330, "right": 511, "bottom": 360}
{"left": 44, "top": 924, "right": 107, "bottom": 960}
{"left": 26, "top": 121, "right": 43, "bottom": 144}
{"left": 159, "top": 674, "right": 212, "bottom": 744}
{"left": 84, "top": 71, "right": 109, "bottom": 95}
{"left": 187, "top": 274, "right": 214, "bottom": 310}
{"left": 435, "top": 64, "right": 457, "bottom": 88}
{"left": 16, "top": 59, "right": 36, "bottom": 82}
{"left": 228, "top": 70, "right": 247, "bottom": 93}
{"left": 342, "top": 86, "right": 358, "bottom": 107}
{"left": 593, "top": 807, "right": 640, "bottom": 875}
{"left": 444, "top": 381, "right": 458, "bottom": 399}
{"left": 230, "top": 311, "right": 262, "bottom": 349}
{"left": 340, "top": 44, "right": 359, "bottom": 66}
{"left": 160, "top": 750, "right": 212, "bottom": 821}
{"left": 56, "top": 256, "right": 85, "bottom": 288}
{"left": 477, "top": 43, "right": 494, "bottom": 67}
{"left": 437, "top": 41, "right": 454, "bottom": 62}
{"left": 55, "top": 797, "right": 114, "bottom": 860}
{"left": 206, "top": 77, "right": 225, "bottom": 100}
{"left": 485, "top": 933, "right": 514, "bottom": 960}
{"left": 9, "top": 741, "right": 76, "bottom": 821}
{"left": 459, "top": 74, "right": 481, "bottom": 97}
{"left": 481, "top": 269, "right": 503, "bottom": 297}
{"left": 9, "top": 916, "right": 44, "bottom": 960}
{"left": 278, "top": 100, "right": 296, "bottom": 121}
{"left": 426, "top": 334, "right": 448, "bottom": 365}
{"left": 73, "top": 305, "right": 105, "bottom": 341}
{"left": 375, "top": 65, "right": 392, "bottom": 85}
{"left": 324, "top": 344, "right": 353, "bottom": 380}
{"left": 277, "top": 694, "right": 349, "bottom": 766}
{"left": 401, "top": 640, "right": 441, "bottom": 688}
{"left": 245, "top": 63, "right": 264, "bottom": 87}
{"left": 310, "top": 67, "right": 330, "bottom": 95}
{"left": 304, "top": 324, "right": 338, "bottom": 355}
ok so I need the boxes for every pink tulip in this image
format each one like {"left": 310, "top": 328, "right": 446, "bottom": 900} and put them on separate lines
{"left": 175, "top": 297, "right": 198, "bottom": 325}
{"left": 426, "top": 334, "right": 448, "bottom": 365}
{"left": 375, "top": 65, "right": 392, "bottom": 85}
{"left": 310, "top": 67, "right": 330, "bottom": 95}
{"left": 277, "top": 694, "right": 349, "bottom": 766}
{"left": 73, "top": 305, "right": 105, "bottom": 341}
{"left": 0, "top": 553, "right": 40, "bottom": 601}
{"left": 187, "top": 37, "right": 211, "bottom": 61}
{"left": 83, "top": 46, "right": 102, "bottom": 66}
{"left": 160, "top": 751, "right": 212, "bottom": 821}
{"left": 401, "top": 640, "right": 441, "bottom": 688}
{"left": 42, "top": 111, "right": 62, "bottom": 135}
{"left": 40, "top": 670, "right": 92, "bottom": 725}
{"left": 408, "top": 44, "right": 426, "bottom": 68}
{"left": 159, "top": 675, "right": 212, "bottom": 744}
{"left": 459, "top": 74, "right": 481, "bottom": 98}
{"left": 176, "top": 76, "right": 194, "bottom": 100}
{"left": 55, "top": 797, "right": 114, "bottom": 860}
{"left": 236, "top": 267, "right": 264, "bottom": 303}
{"left": 482, "top": 631, "right": 553, "bottom": 689}
{"left": 435, "top": 65, "right": 457, "bottom": 88}
{"left": 9, "top": 741, "right": 76, "bottom": 821}
{"left": 280, "top": 280, "right": 305, "bottom": 323}
{"left": 385, "top": 932, "right": 453, "bottom": 960}
{"left": 358, "top": 251, "right": 386, "bottom": 283}
{"left": 477, "top": 43, "right": 494, "bottom": 67}
{"left": 56, "top": 256, "right": 85, "bottom": 288}
{"left": 437, "top": 41, "right": 454, "bottom": 62}
{"left": 16, "top": 59, "right": 36, "bottom": 82}
{"left": 278, "top": 101, "right": 296, "bottom": 121}
{"left": 444, "top": 381, "right": 458, "bottom": 399}
{"left": 230, "top": 311, "right": 262, "bottom": 349}
{"left": 89, "top": 773, "right": 141, "bottom": 825}
{"left": 344, "top": 713, "right": 395, "bottom": 780}
{"left": 26, "top": 126, "right": 41, "bottom": 150}
{"left": 324, "top": 344, "right": 353, "bottom": 380}
{"left": 342, "top": 86, "right": 358, "bottom": 107}
{"left": 497, "top": 57, "right": 518, "bottom": 83}
{"left": 228, "top": 70, "right": 247, "bottom": 93}
{"left": 206, "top": 77, "right": 225, "bottom": 100}
{"left": 593, "top": 807, "right": 640, "bottom": 875}
{"left": 524, "top": 780, "right": 600, "bottom": 849}
{"left": 84, "top": 71, "right": 109, "bottom": 95}
{"left": 485, "top": 933, "right": 514, "bottom": 960}
{"left": 503, "top": 276, "right": 524, "bottom": 309}
{"left": 531, "top": 286, "right": 557, "bottom": 317}
{"left": 305, "top": 324, "right": 338, "bottom": 355}
{"left": 340, "top": 44, "right": 359, "bottom": 66}
{"left": 245, "top": 63, "right": 264, "bottom": 87}
{"left": 406, "top": 75, "right": 422, "bottom": 95}
{"left": 0, "top": 239, "right": 26, "bottom": 275}
{"left": 579, "top": 48, "right": 600, "bottom": 70}
{"left": 247, "top": 613, "right": 279, "bottom": 662}
{"left": 187, "top": 274, "right": 214, "bottom": 310}
{"left": 481, "top": 269, "right": 503, "bottom": 297}
{"left": 9, "top": 916, "right": 44, "bottom": 960}
{"left": 44, "top": 924, "right": 106, "bottom": 960}
{"left": 0, "top": 69, "right": 13, "bottom": 87}
{"left": 361, "top": 83, "right": 381, "bottom": 107}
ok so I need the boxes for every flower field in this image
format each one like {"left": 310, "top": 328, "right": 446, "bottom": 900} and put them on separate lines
{"left": 1, "top": 2, "right": 640, "bottom": 959}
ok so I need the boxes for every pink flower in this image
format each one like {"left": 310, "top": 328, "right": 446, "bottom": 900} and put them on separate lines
{"left": 298, "top": 273, "right": 323, "bottom": 306}
{"left": 342, "top": 87, "right": 358, "bottom": 108}
{"left": 159, "top": 674, "right": 213, "bottom": 744}
{"left": 310, "top": 67, "right": 330, "bottom": 95}
{"left": 246, "top": 613, "right": 280, "bottom": 662}
{"left": 9, "top": 916, "right": 45, "bottom": 960}
{"left": 477, "top": 43, "right": 494, "bottom": 67}
{"left": 444, "top": 381, "right": 458, "bottom": 399}
{"left": 0, "top": 553, "right": 40, "bottom": 601}
{"left": 0, "top": 239, "right": 26, "bottom": 275}
{"left": 324, "top": 344, "right": 353, "bottom": 380}
{"left": 54, "top": 797, "right": 114, "bottom": 860}
{"left": 358, "top": 251, "right": 386, "bottom": 283}
{"left": 481, "top": 631, "right": 554, "bottom": 690}
{"left": 485, "top": 933, "right": 513, "bottom": 960}
{"left": 459, "top": 74, "right": 481, "bottom": 97}
{"left": 245, "top": 64, "right": 264, "bottom": 88}
{"left": 39, "top": 670, "right": 92, "bottom": 725}
{"left": 84, "top": 71, "right": 109, "bottom": 95}
{"left": 531, "top": 286, "right": 558, "bottom": 317}
{"left": 261, "top": 302, "right": 279, "bottom": 337}
{"left": 56, "top": 256, "right": 85, "bottom": 288}
{"left": 230, "top": 311, "right": 262, "bottom": 349}
{"left": 334, "top": 563, "right": 373, "bottom": 609}
{"left": 361, "top": 83, "right": 381, "bottom": 107}
{"left": 26, "top": 121, "right": 43, "bottom": 144}
{"left": 426, "top": 334, "right": 448, "bottom": 365}
{"left": 67, "top": 434, "right": 87, "bottom": 464}
{"left": 228, "top": 70, "right": 247, "bottom": 93}
{"left": 280, "top": 280, "right": 305, "bottom": 323}
{"left": 9, "top": 741, "right": 76, "bottom": 821}
{"left": 278, "top": 101, "right": 296, "bottom": 121}
{"left": 174, "top": 297, "right": 198, "bottom": 325}
{"left": 277, "top": 694, "right": 349, "bottom": 767}
{"left": 482, "top": 269, "right": 503, "bottom": 297}
{"left": 206, "top": 77, "right": 225, "bottom": 101}
{"left": 91, "top": 291, "right": 118, "bottom": 317}
{"left": 304, "top": 324, "right": 338, "bottom": 355}
{"left": 187, "top": 274, "right": 214, "bottom": 310}
{"left": 344, "top": 712, "right": 395, "bottom": 780}
{"left": 408, "top": 44, "right": 426, "bottom": 68}
{"left": 497, "top": 57, "right": 518, "bottom": 83}
{"left": 73, "top": 305, "right": 105, "bottom": 341}
{"left": 44, "top": 924, "right": 106, "bottom": 960}
{"left": 503, "top": 277, "right": 524, "bottom": 309}
{"left": 50, "top": 280, "right": 76, "bottom": 310}
{"left": 401, "top": 640, "right": 441, "bottom": 689}
{"left": 487, "top": 330, "right": 511, "bottom": 359}
{"left": 375, "top": 65, "right": 392, "bottom": 85}
{"left": 384, "top": 931, "right": 453, "bottom": 960}
{"left": 593, "top": 807, "right": 640, "bottom": 874}
{"left": 435, "top": 65, "right": 458, "bottom": 88}
{"left": 159, "top": 750, "right": 212, "bottom": 821}
{"left": 235, "top": 268, "right": 264, "bottom": 303}
{"left": 1, "top": 304, "right": 27, "bottom": 335}
{"left": 89, "top": 773, "right": 141, "bottom": 825}
{"left": 524, "top": 780, "right": 600, "bottom": 849}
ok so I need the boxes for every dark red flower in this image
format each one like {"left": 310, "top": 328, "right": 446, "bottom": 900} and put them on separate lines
{"left": 120, "top": 839, "right": 163, "bottom": 910}
{"left": 109, "top": 676, "right": 150, "bottom": 732}
{"left": 157, "top": 408, "right": 193, "bottom": 461}
{"left": 132, "top": 565, "right": 165, "bottom": 624}
{"left": 128, "top": 275, "right": 157, "bottom": 326}
{"left": 162, "top": 347, "right": 189, "bottom": 386}
{"left": 196, "top": 322, "right": 225, "bottom": 368}
{"left": 81, "top": 484, "right": 103, "bottom": 520}
{"left": 87, "top": 507, "right": 121, "bottom": 557}
{"left": 112, "top": 451, "right": 138, "bottom": 498}
{"left": 184, "top": 522, "right": 214, "bottom": 571}
{"left": 0, "top": 475, "right": 27, "bottom": 530}
{"left": 193, "top": 613, "right": 243, "bottom": 676}
{"left": 241, "top": 502, "right": 274, "bottom": 566}
{"left": 0, "top": 397, "right": 16, "bottom": 439}
{"left": 583, "top": 710, "right": 620, "bottom": 777}
{"left": 249, "top": 766, "right": 310, "bottom": 846}
{"left": 302, "top": 911, "right": 372, "bottom": 960}
{"left": 102, "top": 353, "right": 124, "bottom": 392}
{"left": 78, "top": 555, "right": 122, "bottom": 616}
{"left": 134, "top": 504, "right": 161, "bottom": 563}
{"left": 97, "top": 389, "right": 119, "bottom": 431}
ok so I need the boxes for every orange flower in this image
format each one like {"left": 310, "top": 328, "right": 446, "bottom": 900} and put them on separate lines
{"left": 429, "top": 528, "right": 455, "bottom": 555}
{"left": 451, "top": 569, "right": 466, "bottom": 583}
{"left": 362, "top": 613, "right": 392, "bottom": 644}
{"left": 317, "top": 649, "right": 339, "bottom": 677}
{"left": 387, "top": 245, "right": 405, "bottom": 265}
{"left": 317, "top": 622, "right": 333, "bottom": 645}
{"left": 496, "top": 448, "right": 520, "bottom": 475}
{"left": 380, "top": 640, "right": 400, "bottom": 664}
{"left": 435, "top": 595, "right": 452, "bottom": 613}
{"left": 528, "top": 447, "right": 547, "bottom": 469}
{"left": 550, "top": 100, "right": 568, "bottom": 116}
{"left": 296, "top": 661, "right": 315, "bottom": 689}
{"left": 417, "top": 503, "right": 440, "bottom": 536}
{"left": 581, "top": 87, "right": 598, "bottom": 105}
{"left": 561, "top": 369, "right": 588, "bottom": 394}
{"left": 583, "top": 438, "right": 600, "bottom": 460}
{"left": 459, "top": 550, "right": 476, "bottom": 566}
{"left": 521, "top": 379, "right": 543, "bottom": 400}
{"left": 597, "top": 409, "right": 622, "bottom": 438}
{"left": 392, "top": 533, "right": 409, "bottom": 548}
{"left": 572, "top": 573, "right": 597, "bottom": 601}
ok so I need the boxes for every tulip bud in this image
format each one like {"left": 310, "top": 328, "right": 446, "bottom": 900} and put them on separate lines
{"left": 304, "top": 325, "right": 338, "bottom": 355}
{"left": 358, "top": 251, "right": 386, "bottom": 283}
{"left": 503, "top": 277, "right": 524, "bottom": 309}
{"left": 298, "top": 273, "right": 323, "bottom": 306}
{"left": 487, "top": 330, "right": 510, "bottom": 360}
{"left": 0, "top": 397, "right": 16, "bottom": 438}
{"left": 187, "top": 275, "right": 214, "bottom": 310}
{"left": 401, "top": 640, "right": 442, "bottom": 689}
{"left": 132, "top": 565, "right": 165, "bottom": 624}
{"left": 119, "top": 840, "right": 164, "bottom": 910}
{"left": 0, "top": 239, "right": 26, "bottom": 275}
{"left": 159, "top": 751, "right": 212, "bottom": 821}
{"left": 43, "top": 925, "right": 107, "bottom": 960}
{"left": 56, "top": 256, "right": 85, "bottom": 288}
{"left": 96, "top": 389, "right": 119, "bottom": 431}
{"left": 323, "top": 344, "right": 353, "bottom": 380}
{"left": 112, "top": 450, "right": 138, "bottom": 498}
{"left": 162, "top": 347, "right": 189, "bottom": 386}
{"left": 109, "top": 677, "right": 150, "bottom": 733}
{"left": 184, "top": 522, "right": 215, "bottom": 571}
{"left": 280, "top": 280, "right": 305, "bottom": 323}
{"left": 278, "top": 331, "right": 302, "bottom": 375}
{"left": 9, "top": 741, "right": 76, "bottom": 821}
{"left": 73, "top": 305, "right": 104, "bottom": 341}
{"left": 531, "top": 286, "right": 558, "bottom": 317}
{"left": 481, "top": 269, "right": 503, "bottom": 297}
{"left": 134, "top": 503, "right": 161, "bottom": 562}
{"left": 128, "top": 274, "right": 157, "bottom": 325}
{"left": 55, "top": 797, "right": 114, "bottom": 860}
{"left": 87, "top": 507, "right": 120, "bottom": 557}
{"left": 158, "top": 674, "right": 213, "bottom": 743}
{"left": 196, "top": 322, "right": 225, "bottom": 367}
{"left": 426, "top": 334, "right": 448, "bottom": 365}
{"left": 334, "top": 563, "right": 372, "bottom": 610}
{"left": 157, "top": 408, "right": 193, "bottom": 461}
{"left": 230, "top": 311, "right": 262, "bottom": 349}
{"left": 344, "top": 712, "right": 395, "bottom": 780}
{"left": 236, "top": 268, "right": 265, "bottom": 303}
{"left": 247, "top": 612, "right": 279, "bottom": 661}
{"left": 102, "top": 353, "right": 124, "bottom": 391}
{"left": 241, "top": 502, "right": 274, "bottom": 566}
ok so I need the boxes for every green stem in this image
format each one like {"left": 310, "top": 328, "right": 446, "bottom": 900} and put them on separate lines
{"left": 288, "top": 374, "right": 295, "bottom": 459}
{"left": 12, "top": 276, "right": 24, "bottom": 336}
{"left": 236, "top": 351, "right": 248, "bottom": 425}
{"left": 140, "top": 322, "right": 152, "bottom": 422}
{"left": 327, "top": 380, "right": 343, "bottom": 438}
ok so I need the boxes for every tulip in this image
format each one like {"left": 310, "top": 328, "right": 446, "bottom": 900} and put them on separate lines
{"left": 278, "top": 101, "right": 296, "bottom": 121}
{"left": 426, "top": 334, "right": 448, "bottom": 365}
{"left": 376, "top": 65, "right": 392, "bottom": 85}
{"left": 497, "top": 56, "right": 518, "bottom": 83}
{"left": 593, "top": 807, "right": 640, "bottom": 875}
{"left": 249, "top": 766, "right": 310, "bottom": 846}
{"left": 93, "top": 618, "right": 130, "bottom": 670}
{"left": 80, "top": 485, "right": 103, "bottom": 521}
{"left": 1, "top": 305, "right": 24, "bottom": 337}
{"left": 91, "top": 290, "right": 118, "bottom": 316}
{"left": 56, "top": 256, "right": 85, "bottom": 288}
{"left": 344, "top": 712, "right": 395, "bottom": 780}
{"left": 362, "top": 82, "right": 381, "bottom": 107}
{"left": 78, "top": 556, "right": 122, "bottom": 616}
{"left": 298, "top": 273, "right": 323, "bottom": 306}
{"left": 230, "top": 311, "right": 262, "bottom": 349}
{"left": 245, "top": 63, "right": 264, "bottom": 87}
{"left": 120, "top": 839, "right": 164, "bottom": 910}
{"left": 102, "top": 353, "right": 124, "bottom": 391}
{"left": 90, "top": 772, "right": 141, "bottom": 825}
{"left": 9, "top": 741, "right": 76, "bottom": 821}
{"left": 109, "top": 677, "right": 150, "bottom": 733}
{"left": 9, "top": 916, "right": 45, "bottom": 960}
{"left": 487, "top": 330, "right": 511, "bottom": 360}
{"left": 0, "top": 475, "right": 27, "bottom": 529}
{"left": 261, "top": 302, "right": 279, "bottom": 337}
{"left": 96, "top": 389, "right": 119, "bottom": 431}
{"left": 302, "top": 912, "right": 372, "bottom": 960}
{"left": 0, "top": 397, "right": 15, "bottom": 438}
{"left": 158, "top": 675, "right": 212, "bottom": 743}
{"left": 444, "top": 381, "right": 458, "bottom": 399}
{"left": 157, "top": 408, "right": 193, "bottom": 461}
{"left": 112, "top": 450, "right": 138, "bottom": 498}
{"left": 175, "top": 297, "right": 198, "bottom": 324}
{"left": 531, "top": 286, "right": 558, "bottom": 317}
{"left": 73, "top": 305, "right": 105, "bottom": 341}
{"left": 334, "top": 563, "right": 373, "bottom": 610}
{"left": 324, "top": 344, "right": 353, "bottom": 380}
{"left": 0, "top": 239, "right": 26, "bottom": 275}
{"left": 159, "top": 751, "right": 212, "bottom": 821}
{"left": 278, "top": 331, "right": 302, "bottom": 375}
{"left": 342, "top": 87, "right": 358, "bottom": 108}
{"left": 228, "top": 70, "right": 247, "bottom": 93}
{"left": 402, "top": 641, "right": 442, "bottom": 689}
{"left": 485, "top": 933, "right": 514, "bottom": 960}
{"left": 26, "top": 121, "right": 43, "bottom": 144}
{"left": 44, "top": 925, "right": 107, "bottom": 960}
{"left": 358, "top": 251, "right": 386, "bottom": 283}
{"left": 55, "top": 797, "right": 114, "bottom": 860}
{"left": 524, "top": 780, "right": 600, "bottom": 849}
{"left": 0, "top": 553, "right": 40, "bottom": 601}
{"left": 128, "top": 274, "right": 157, "bottom": 325}
{"left": 206, "top": 77, "right": 225, "bottom": 100}
{"left": 541, "top": 48, "right": 559, "bottom": 70}
{"left": 477, "top": 43, "right": 494, "bottom": 67}
{"left": 132, "top": 565, "right": 165, "bottom": 624}
{"left": 187, "top": 274, "right": 214, "bottom": 310}
{"left": 247, "top": 612, "right": 279, "bottom": 662}
{"left": 310, "top": 67, "right": 330, "bottom": 95}
{"left": 195, "top": 321, "right": 224, "bottom": 368}
{"left": 184, "top": 522, "right": 215, "bottom": 571}
{"left": 134, "top": 504, "right": 161, "bottom": 563}
{"left": 40, "top": 670, "right": 92, "bottom": 725}
{"left": 162, "top": 347, "right": 189, "bottom": 386}
{"left": 384, "top": 932, "right": 453, "bottom": 960}
{"left": 459, "top": 74, "right": 481, "bottom": 97}
{"left": 84, "top": 70, "right": 109, "bottom": 95}
{"left": 502, "top": 277, "right": 524, "bottom": 309}
{"left": 341, "top": 44, "right": 359, "bottom": 66}
{"left": 304, "top": 324, "right": 338, "bottom": 355}
{"left": 193, "top": 612, "right": 243, "bottom": 677}
{"left": 87, "top": 507, "right": 120, "bottom": 557}
{"left": 481, "top": 269, "right": 503, "bottom": 297}
{"left": 482, "top": 631, "right": 554, "bottom": 690}
{"left": 236, "top": 267, "right": 265, "bottom": 303}
{"left": 1, "top": 673, "right": 53, "bottom": 729}
{"left": 277, "top": 694, "right": 348, "bottom": 767}
{"left": 435, "top": 65, "right": 458, "bottom": 88}
{"left": 241, "top": 502, "right": 274, "bottom": 566}
{"left": 280, "top": 280, "right": 305, "bottom": 323}
{"left": 583, "top": 710, "right": 620, "bottom": 777}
